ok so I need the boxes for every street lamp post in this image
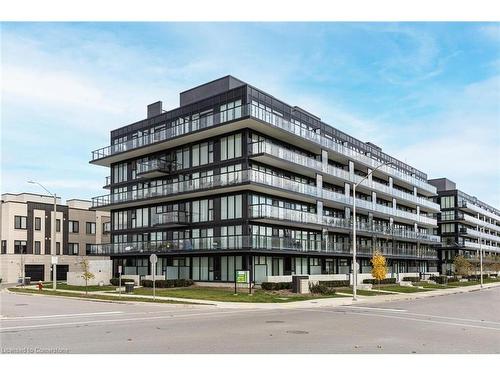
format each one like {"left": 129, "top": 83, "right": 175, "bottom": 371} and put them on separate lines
{"left": 479, "top": 224, "right": 487, "bottom": 289}
{"left": 352, "top": 161, "right": 392, "bottom": 301}
{"left": 28, "top": 180, "right": 58, "bottom": 290}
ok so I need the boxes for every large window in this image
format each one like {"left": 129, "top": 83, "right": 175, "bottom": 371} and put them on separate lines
{"left": 112, "top": 162, "right": 128, "bottom": 183}
{"left": 14, "top": 216, "right": 27, "bottom": 229}
{"left": 441, "top": 196, "right": 455, "bottom": 209}
{"left": 221, "top": 194, "right": 242, "bottom": 220}
{"left": 56, "top": 242, "right": 61, "bottom": 255}
{"left": 56, "top": 219, "right": 61, "bottom": 232}
{"left": 131, "top": 208, "right": 149, "bottom": 228}
{"left": 192, "top": 199, "right": 213, "bottom": 223}
{"left": 14, "top": 240, "right": 27, "bottom": 254}
{"left": 69, "top": 220, "right": 79, "bottom": 233}
{"left": 35, "top": 217, "right": 41, "bottom": 231}
{"left": 34, "top": 241, "right": 41, "bottom": 255}
{"left": 220, "top": 100, "right": 242, "bottom": 123}
{"left": 68, "top": 243, "right": 79, "bottom": 255}
{"left": 192, "top": 142, "right": 214, "bottom": 167}
{"left": 220, "top": 133, "right": 242, "bottom": 160}
{"left": 176, "top": 147, "right": 190, "bottom": 169}
{"left": 113, "top": 211, "right": 128, "bottom": 230}
{"left": 441, "top": 223, "right": 455, "bottom": 233}
{"left": 86, "top": 222, "right": 96, "bottom": 234}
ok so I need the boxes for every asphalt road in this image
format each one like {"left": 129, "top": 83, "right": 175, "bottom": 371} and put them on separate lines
{"left": 1, "top": 287, "right": 500, "bottom": 354}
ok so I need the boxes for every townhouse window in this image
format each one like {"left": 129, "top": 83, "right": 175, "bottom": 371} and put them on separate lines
{"left": 56, "top": 242, "right": 61, "bottom": 255}
{"left": 176, "top": 147, "right": 190, "bottom": 169}
{"left": 56, "top": 219, "right": 61, "bottom": 232}
{"left": 69, "top": 220, "right": 79, "bottom": 233}
{"left": 35, "top": 217, "right": 41, "bottom": 231}
{"left": 86, "top": 244, "right": 92, "bottom": 255}
{"left": 441, "top": 223, "right": 455, "bottom": 233}
{"left": 14, "top": 216, "right": 27, "bottom": 229}
{"left": 1, "top": 240, "right": 6, "bottom": 254}
{"left": 192, "top": 199, "right": 213, "bottom": 223}
{"left": 191, "top": 141, "right": 214, "bottom": 167}
{"left": 14, "top": 240, "right": 27, "bottom": 254}
{"left": 113, "top": 211, "right": 128, "bottom": 230}
{"left": 103, "top": 222, "right": 111, "bottom": 233}
{"left": 220, "top": 133, "right": 242, "bottom": 160}
{"left": 68, "top": 243, "right": 79, "bottom": 255}
{"left": 221, "top": 194, "right": 242, "bottom": 220}
{"left": 86, "top": 222, "right": 96, "bottom": 234}
{"left": 34, "top": 241, "right": 41, "bottom": 255}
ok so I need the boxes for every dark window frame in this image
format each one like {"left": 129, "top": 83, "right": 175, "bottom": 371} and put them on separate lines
{"left": 14, "top": 216, "right": 27, "bottom": 229}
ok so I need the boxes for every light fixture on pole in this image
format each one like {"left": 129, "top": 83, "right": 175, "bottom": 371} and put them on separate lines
{"left": 351, "top": 161, "right": 392, "bottom": 301}
{"left": 28, "top": 180, "right": 58, "bottom": 291}
{"left": 479, "top": 224, "right": 487, "bottom": 289}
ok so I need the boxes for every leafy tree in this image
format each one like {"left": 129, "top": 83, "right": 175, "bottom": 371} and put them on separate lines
{"left": 371, "top": 250, "right": 388, "bottom": 289}
{"left": 453, "top": 255, "right": 473, "bottom": 277}
{"left": 80, "top": 259, "right": 95, "bottom": 295}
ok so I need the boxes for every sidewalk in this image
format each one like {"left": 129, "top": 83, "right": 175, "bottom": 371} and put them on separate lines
{"left": 7, "top": 282, "right": 500, "bottom": 310}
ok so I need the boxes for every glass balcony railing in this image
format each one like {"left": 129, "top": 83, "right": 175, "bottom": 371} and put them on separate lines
{"left": 460, "top": 227, "right": 500, "bottom": 243}
{"left": 249, "top": 140, "right": 439, "bottom": 211}
{"left": 91, "top": 103, "right": 435, "bottom": 194}
{"left": 459, "top": 200, "right": 500, "bottom": 223}
{"left": 249, "top": 204, "right": 440, "bottom": 243}
{"left": 137, "top": 160, "right": 180, "bottom": 176}
{"left": 88, "top": 235, "right": 438, "bottom": 259}
{"left": 151, "top": 211, "right": 191, "bottom": 226}
{"left": 463, "top": 241, "right": 500, "bottom": 253}
{"left": 460, "top": 213, "right": 500, "bottom": 231}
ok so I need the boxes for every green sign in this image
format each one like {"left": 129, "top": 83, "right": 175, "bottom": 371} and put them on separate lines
{"left": 236, "top": 270, "right": 249, "bottom": 283}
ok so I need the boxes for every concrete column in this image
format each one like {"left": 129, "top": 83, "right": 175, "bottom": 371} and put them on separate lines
{"left": 413, "top": 186, "right": 418, "bottom": 196}
{"left": 321, "top": 150, "right": 328, "bottom": 173}
{"left": 392, "top": 198, "right": 397, "bottom": 211}
{"left": 372, "top": 191, "right": 377, "bottom": 209}
{"left": 316, "top": 174, "right": 323, "bottom": 191}
{"left": 367, "top": 168, "right": 373, "bottom": 182}
{"left": 345, "top": 207, "right": 351, "bottom": 221}
{"left": 344, "top": 182, "right": 350, "bottom": 197}
{"left": 348, "top": 160, "right": 354, "bottom": 175}
{"left": 388, "top": 176, "right": 393, "bottom": 188}
{"left": 416, "top": 206, "right": 420, "bottom": 216}
{"left": 317, "top": 200, "right": 323, "bottom": 223}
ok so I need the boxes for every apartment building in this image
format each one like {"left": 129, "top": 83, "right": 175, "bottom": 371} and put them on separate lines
{"left": 428, "top": 178, "right": 500, "bottom": 274}
{"left": 89, "top": 75, "right": 441, "bottom": 283}
{"left": 0, "top": 193, "right": 111, "bottom": 283}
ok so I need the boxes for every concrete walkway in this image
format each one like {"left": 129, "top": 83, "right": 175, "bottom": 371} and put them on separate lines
{"left": 6, "top": 281, "right": 500, "bottom": 310}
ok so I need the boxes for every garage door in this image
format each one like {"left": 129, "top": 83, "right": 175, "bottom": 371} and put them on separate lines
{"left": 52, "top": 264, "right": 69, "bottom": 281}
{"left": 25, "top": 265, "right": 45, "bottom": 282}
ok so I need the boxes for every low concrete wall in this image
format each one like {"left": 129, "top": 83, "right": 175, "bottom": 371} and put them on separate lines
{"left": 67, "top": 259, "right": 112, "bottom": 286}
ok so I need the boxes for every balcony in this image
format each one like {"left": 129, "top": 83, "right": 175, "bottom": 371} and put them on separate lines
{"left": 459, "top": 200, "right": 500, "bottom": 223}
{"left": 463, "top": 241, "right": 500, "bottom": 253}
{"left": 249, "top": 140, "right": 440, "bottom": 212}
{"left": 136, "top": 160, "right": 181, "bottom": 178}
{"left": 151, "top": 211, "right": 190, "bottom": 227}
{"left": 88, "top": 235, "right": 438, "bottom": 259}
{"left": 459, "top": 227, "right": 500, "bottom": 243}
{"left": 91, "top": 103, "right": 435, "bottom": 195}
{"left": 249, "top": 204, "right": 440, "bottom": 244}
{"left": 459, "top": 212, "right": 500, "bottom": 231}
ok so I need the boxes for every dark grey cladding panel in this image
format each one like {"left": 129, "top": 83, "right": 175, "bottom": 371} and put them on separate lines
{"left": 147, "top": 101, "right": 163, "bottom": 119}
{"left": 180, "top": 76, "right": 246, "bottom": 106}
{"left": 428, "top": 178, "right": 456, "bottom": 192}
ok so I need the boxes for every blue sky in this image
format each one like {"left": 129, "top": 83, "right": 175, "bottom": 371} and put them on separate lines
{"left": 1, "top": 22, "right": 499, "bottom": 206}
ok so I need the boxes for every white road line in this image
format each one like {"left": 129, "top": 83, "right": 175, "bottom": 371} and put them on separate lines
{"left": 0, "top": 308, "right": 264, "bottom": 332}
{"left": 341, "top": 306, "right": 407, "bottom": 312}
{"left": 0, "top": 311, "right": 124, "bottom": 320}
{"left": 307, "top": 309, "right": 500, "bottom": 331}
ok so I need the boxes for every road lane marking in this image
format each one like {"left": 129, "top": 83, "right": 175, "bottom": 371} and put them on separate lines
{"left": 0, "top": 311, "right": 124, "bottom": 320}
{"left": 306, "top": 309, "right": 500, "bottom": 331}
{"left": 0, "top": 308, "right": 264, "bottom": 332}
{"left": 341, "top": 306, "right": 407, "bottom": 312}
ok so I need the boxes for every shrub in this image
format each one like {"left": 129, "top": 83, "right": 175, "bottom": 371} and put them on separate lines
{"left": 309, "top": 283, "right": 336, "bottom": 295}
{"left": 261, "top": 282, "right": 292, "bottom": 290}
{"left": 402, "top": 276, "right": 420, "bottom": 282}
{"left": 448, "top": 276, "right": 459, "bottom": 283}
{"left": 363, "top": 278, "right": 396, "bottom": 285}
{"left": 318, "top": 280, "right": 350, "bottom": 288}
{"left": 140, "top": 279, "right": 194, "bottom": 288}
{"left": 430, "top": 275, "right": 448, "bottom": 284}
{"left": 110, "top": 278, "right": 135, "bottom": 286}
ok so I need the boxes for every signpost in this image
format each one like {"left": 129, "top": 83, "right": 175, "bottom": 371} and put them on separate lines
{"left": 51, "top": 256, "right": 58, "bottom": 290}
{"left": 235, "top": 270, "right": 251, "bottom": 295}
{"left": 118, "top": 265, "right": 122, "bottom": 298}
{"left": 150, "top": 254, "right": 158, "bottom": 300}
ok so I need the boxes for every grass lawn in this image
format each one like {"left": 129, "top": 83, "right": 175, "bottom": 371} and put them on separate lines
{"left": 412, "top": 282, "right": 456, "bottom": 289}
{"left": 336, "top": 288, "right": 387, "bottom": 296}
{"left": 41, "top": 283, "right": 117, "bottom": 292}
{"left": 377, "top": 285, "right": 425, "bottom": 293}
{"left": 132, "top": 286, "right": 345, "bottom": 303}
{"left": 8, "top": 287, "right": 200, "bottom": 304}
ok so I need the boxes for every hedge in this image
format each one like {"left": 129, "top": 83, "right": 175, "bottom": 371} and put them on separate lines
{"left": 309, "top": 283, "right": 336, "bottom": 295}
{"left": 140, "top": 279, "right": 194, "bottom": 288}
{"left": 318, "top": 280, "right": 350, "bottom": 288}
{"left": 362, "top": 278, "right": 396, "bottom": 285}
{"left": 110, "top": 278, "right": 135, "bottom": 286}
{"left": 402, "top": 276, "right": 420, "bottom": 282}
{"left": 430, "top": 275, "right": 448, "bottom": 284}
{"left": 261, "top": 282, "right": 292, "bottom": 290}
